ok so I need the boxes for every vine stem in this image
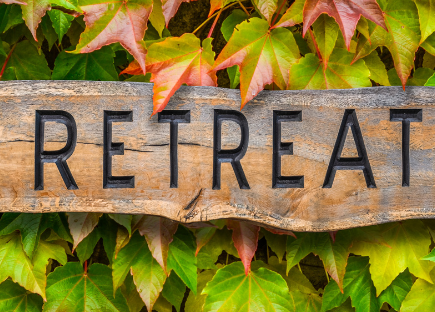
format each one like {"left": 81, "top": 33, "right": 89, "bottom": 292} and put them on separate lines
{"left": 84, "top": 260, "right": 88, "bottom": 275}
{"left": 0, "top": 43, "right": 16, "bottom": 81}
{"left": 207, "top": 8, "right": 223, "bottom": 38}
{"left": 271, "top": 0, "right": 287, "bottom": 27}
{"left": 192, "top": 2, "right": 239, "bottom": 34}
{"left": 238, "top": 0, "right": 249, "bottom": 15}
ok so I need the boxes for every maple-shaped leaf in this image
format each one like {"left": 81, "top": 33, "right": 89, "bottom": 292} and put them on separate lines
{"left": 67, "top": 212, "right": 102, "bottom": 249}
{"left": 350, "top": 220, "right": 434, "bottom": 295}
{"left": 227, "top": 220, "right": 260, "bottom": 276}
{"left": 302, "top": 0, "right": 386, "bottom": 50}
{"left": 113, "top": 232, "right": 166, "bottom": 311}
{"left": 146, "top": 33, "right": 217, "bottom": 115}
{"left": 289, "top": 48, "right": 371, "bottom": 89}
{"left": 134, "top": 215, "right": 178, "bottom": 274}
{"left": 73, "top": 0, "right": 152, "bottom": 74}
{"left": 202, "top": 262, "right": 293, "bottom": 312}
{"left": 353, "top": 0, "right": 420, "bottom": 88}
{"left": 272, "top": 0, "right": 304, "bottom": 28}
{"left": 214, "top": 17, "right": 300, "bottom": 108}
{"left": 45, "top": 263, "right": 129, "bottom": 312}
{"left": 161, "top": 0, "right": 196, "bottom": 26}
{"left": 322, "top": 257, "right": 380, "bottom": 312}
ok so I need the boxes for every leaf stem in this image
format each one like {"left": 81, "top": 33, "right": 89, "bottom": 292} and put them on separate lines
{"left": 297, "top": 263, "right": 302, "bottom": 273}
{"left": 193, "top": 2, "right": 239, "bottom": 34}
{"left": 84, "top": 260, "right": 88, "bottom": 275}
{"left": 238, "top": 0, "right": 249, "bottom": 16}
{"left": 325, "top": 268, "right": 330, "bottom": 283}
{"left": 0, "top": 43, "right": 16, "bottom": 81}
{"left": 207, "top": 8, "right": 223, "bottom": 38}
{"left": 271, "top": 0, "right": 287, "bottom": 27}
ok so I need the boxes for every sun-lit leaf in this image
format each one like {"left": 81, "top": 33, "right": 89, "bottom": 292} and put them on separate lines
{"left": 185, "top": 270, "right": 216, "bottom": 312}
{"left": 378, "top": 269, "right": 413, "bottom": 311}
{"left": 412, "top": 0, "right": 435, "bottom": 43}
{"left": 286, "top": 232, "right": 316, "bottom": 272}
{"left": 202, "top": 261, "right": 294, "bottom": 312}
{"left": 292, "top": 290, "right": 322, "bottom": 312}
{"left": 302, "top": 0, "right": 386, "bottom": 49}
{"left": 134, "top": 215, "right": 178, "bottom": 274}
{"left": 44, "top": 262, "right": 128, "bottom": 311}
{"left": 73, "top": 0, "right": 152, "bottom": 74}
{"left": 252, "top": 0, "right": 278, "bottom": 23}
{"left": 227, "top": 220, "right": 260, "bottom": 276}
{"left": 150, "top": 0, "right": 165, "bottom": 36}
{"left": 272, "top": 0, "right": 303, "bottom": 28}
{"left": 167, "top": 226, "right": 197, "bottom": 293}
{"left": 407, "top": 67, "right": 435, "bottom": 86}
{"left": 312, "top": 13, "right": 339, "bottom": 67}
{"left": 0, "top": 280, "right": 42, "bottom": 312}
{"left": 113, "top": 231, "right": 166, "bottom": 311}
{"left": 362, "top": 50, "right": 390, "bottom": 86}
{"left": 145, "top": 34, "right": 217, "bottom": 114}
{"left": 350, "top": 220, "right": 434, "bottom": 295}
{"left": 209, "top": 0, "right": 236, "bottom": 17}
{"left": 289, "top": 48, "right": 371, "bottom": 89}
{"left": 401, "top": 267, "right": 435, "bottom": 312}
{"left": 214, "top": 17, "right": 300, "bottom": 107}
{"left": 47, "top": 9, "right": 74, "bottom": 42}
{"left": 353, "top": 0, "right": 420, "bottom": 88}
{"left": 322, "top": 256, "right": 380, "bottom": 312}
{"left": 67, "top": 212, "right": 102, "bottom": 250}
{"left": 162, "top": 271, "right": 185, "bottom": 312}
{"left": 161, "top": 0, "right": 196, "bottom": 26}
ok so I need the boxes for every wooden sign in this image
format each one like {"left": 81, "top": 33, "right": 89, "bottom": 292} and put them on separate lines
{"left": 2, "top": 81, "right": 435, "bottom": 231}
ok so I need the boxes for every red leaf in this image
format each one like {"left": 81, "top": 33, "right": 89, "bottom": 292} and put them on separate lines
{"left": 74, "top": 0, "right": 152, "bottom": 74}
{"left": 302, "top": 0, "right": 386, "bottom": 50}
{"left": 161, "top": 0, "right": 197, "bottom": 26}
{"left": 227, "top": 220, "right": 260, "bottom": 275}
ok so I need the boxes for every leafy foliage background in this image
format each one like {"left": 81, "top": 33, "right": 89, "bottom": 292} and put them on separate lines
{"left": 0, "top": 0, "right": 435, "bottom": 311}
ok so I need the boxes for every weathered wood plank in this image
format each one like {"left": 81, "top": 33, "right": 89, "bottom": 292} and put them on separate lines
{"left": 1, "top": 81, "right": 435, "bottom": 231}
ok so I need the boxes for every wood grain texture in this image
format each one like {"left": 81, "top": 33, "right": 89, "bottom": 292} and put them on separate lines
{"left": 1, "top": 81, "right": 435, "bottom": 231}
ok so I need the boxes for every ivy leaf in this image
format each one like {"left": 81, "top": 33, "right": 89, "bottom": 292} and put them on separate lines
{"left": 412, "top": 0, "right": 435, "bottom": 43}
{"left": 214, "top": 17, "right": 300, "bottom": 108}
{"left": 98, "top": 215, "right": 117, "bottom": 264}
{"left": 73, "top": 0, "right": 152, "bottom": 74}
{"left": 227, "top": 220, "right": 260, "bottom": 275}
{"left": 17, "top": 0, "right": 51, "bottom": 41}
{"left": 134, "top": 215, "right": 178, "bottom": 274}
{"left": 286, "top": 232, "right": 316, "bottom": 272}
{"left": 113, "top": 231, "right": 166, "bottom": 311}
{"left": 161, "top": 0, "right": 196, "bottom": 26}
{"left": 202, "top": 262, "right": 294, "bottom": 312}
{"left": 146, "top": 34, "right": 217, "bottom": 115}
{"left": 44, "top": 262, "right": 129, "bottom": 311}
{"left": 312, "top": 13, "right": 339, "bottom": 68}
{"left": 167, "top": 225, "right": 197, "bottom": 294}
{"left": 401, "top": 267, "right": 435, "bottom": 312}
{"left": 0, "top": 280, "right": 43, "bottom": 312}
{"left": 0, "top": 212, "right": 71, "bottom": 259}
{"left": 114, "top": 226, "right": 130, "bottom": 259}
{"left": 108, "top": 214, "right": 132, "bottom": 235}
{"left": 262, "top": 229, "right": 287, "bottom": 263}
{"left": 293, "top": 291, "right": 322, "bottom": 312}
{"left": 162, "top": 271, "right": 185, "bottom": 312}
{"left": 0, "top": 4, "right": 24, "bottom": 33}
{"left": 350, "top": 220, "right": 434, "bottom": 295}
{"left": 273, "top": 0, "right": 304, "bottom": 28}
{"left": 76, "top": 226, "right": 101, "bottom": 264}
{"left": 322, "top": 257, "right": 380, "bottom": 312}
{"left": 252, "top": 0, "right": 278, "bottom": 23}
{"left": 149, "top": 0, "right": 165, "bottom": 36}
{"left": 67, "top": 212, "right": 102, "bottom": 249}
{"left": 51, "top": 0, "right": 81, "bottom": 12}
{"left": 185, "top": 270, "right": 216, "bottom": 312}
{"left": 302, "top": 0, "right": 386, "bottom": 50}
{"left": 209, "top": 0, "right": 236, "bottom": 17}
{"left": 195, "top": 226, "right": 218, "bottom": 256}
{"left": 47, "top": 9, "right": 73, "bottom": 42}
{"left": 353, "top": 0, "right": 420, "bottom": 88}
{"left": 406, "top": 67, "right": 435, "bottom": 86}
{"left": 289, "top": 49, "right": 371, "bottom": 89}
{"left": 40, "top": 15, "right": 57, "bottom": 50}
{"left": 0, "top": 40, "right": 51, "bottom": 80}
{"left": 378, "top": 269, "right": 413, "bottom": 311}
{"left": 121, "top": 274, "right": 145, "bottom": 312}
{"left": 362, "top": 50, "right": 390, "bottom": 86}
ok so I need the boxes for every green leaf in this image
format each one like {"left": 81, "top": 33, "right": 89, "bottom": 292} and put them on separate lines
{"left": 378, "top": 269, "right": 413, "bottom": 311}
{"left": 76, "top": 226, "right": 101, "bottom": 264}
{"left": 67, "top": 212, "right": 103, "bottom": 249}
{"left": 1, "top": 40, "right": 51, "bottom": 80}
{"left": 401, "top": 267, "right": 435, "bottom": 311}
{"left": 48, "top": 9, "right": 74, "bottom": 42}
{"left": 412, "top": 0, "right": 435, "bottom": 43}
{"left": 162, "top": 271, "right": 185, "bottom": 312}
{"left": 273, "top": 0, "right": 304, "bottom": 28}
{"left": 354, "top": 0, "right": 421, "bottom": 87}
{"left": 425, "top": 72, "right": 435, "bottom": 86}
{"left": 202, "top": 262, "right": 294, "bottom": 312}
{"left": 98, "top": 215, "right": 117, "bottom": 264}
{"left": 154, "top": 295, "right": 173, "bottom": 312}
{"left": 407, "top": 67, "right": 435, "bottom": 86}
{"left": 113, "top": 231, "right": 166, "bottom": 311}
{"left": 312, "top": 14, "right": 339, "bottom": 68}
{"left": 20, "top": 0, "right": 51, "bottom": 40}
{"left": 423, "top": 51, "right": 435, "bottom": 68}
{"left": 44, "top": 262, "right": 129, "bottom": 312}
{"left": 52, "top": 47, "right": 118, "bottom": 81}
{"left": 293, "top": 290, "right": 322, "bottom": 312}
{"left": 350, "top": 220, "right": 434, "bottom": 295}
{"left": 286, "top": 232, "right": 315, "bottom": 272}
{"left": 252, "top": 0, "right": 278, "bottom": 23}
{"left": 149, "top": 0, "right": 165, "bottom": 37}
{"left": 0, "top": 212, "right": 71, "bottom": 259}
{"left": 0, "top": 280, "right": 42, "bottom": 312}
{"left": 167, "top": 225, "right": 197, "bottom": 294}
{"left": 195, "top": 226, "right": 218, "bottom": 256}
{"left": 108, "top": 214, "right": 132, "bottom": 235}
{"left": 289, "top": 49, "right": 371, "bottom": 90}
{"left": 185, "top": 270, "right": 216, "bottom": 312}
{"left": 51, "top": 0, "right": 81, "bottom": 12}
{"left": 363, "top": 50, "right": 390, "bottom": 86}
{"left": 322, "top": 257, "right": 380, "bottom": 312}
{"left": 120, "top": 274, "right": 145, "bottom": 312}
{"left": 0, "top": 4, "right": 23, "bottom": 33}
{"left": 221, "top": 9, "right": 248, "bottom": 42}
{"left": 262, "top": 229, "right": 287, "bottom": 263}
